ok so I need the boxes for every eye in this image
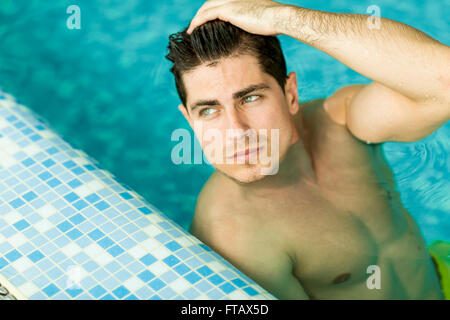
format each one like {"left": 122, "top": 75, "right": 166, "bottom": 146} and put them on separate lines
{"left": 199, "top": 108, "right": 217, "bottom": 117}
{"left": 242, "top": 95, "right": 260, "bottom": 104}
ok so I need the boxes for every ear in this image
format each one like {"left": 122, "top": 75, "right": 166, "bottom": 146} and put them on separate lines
{"left": 178, "top": 104, "right": 193, "bottom": 127}
{"left": 285, "top": 72, "right": 299, "bottom": 115}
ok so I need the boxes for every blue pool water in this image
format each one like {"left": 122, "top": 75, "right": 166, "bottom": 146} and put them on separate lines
{"left": 0, "top": 0, "right": 448, "bottom": 243}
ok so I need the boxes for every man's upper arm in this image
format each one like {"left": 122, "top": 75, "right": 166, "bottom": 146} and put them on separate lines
{"left": 324, "top": 81, "right": 450, "bottom": 143}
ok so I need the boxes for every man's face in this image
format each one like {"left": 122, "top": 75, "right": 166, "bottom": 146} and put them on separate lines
{"left": 179, "top": 54, "right": 299, "bottom": 183}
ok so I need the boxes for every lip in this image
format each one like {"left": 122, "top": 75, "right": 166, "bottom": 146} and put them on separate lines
{"left": 228, "top": 146, "right": 264, "bottom": 160}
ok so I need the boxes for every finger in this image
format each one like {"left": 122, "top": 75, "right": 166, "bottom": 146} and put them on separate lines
{"left": 187, "top": 7, "right": 223, "bottom": 34}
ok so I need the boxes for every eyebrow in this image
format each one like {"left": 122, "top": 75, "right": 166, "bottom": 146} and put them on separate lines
{"left": 189, "top": 83, "right": 270, "bottom": 112}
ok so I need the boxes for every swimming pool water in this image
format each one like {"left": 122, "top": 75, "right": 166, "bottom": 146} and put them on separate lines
{"left": 0, "top": 0, "right": 448, "bottom": 242}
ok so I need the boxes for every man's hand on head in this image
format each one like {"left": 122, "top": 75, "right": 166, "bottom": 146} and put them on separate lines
{"left": 186, "top": 0, "right": 287, "bottom": 36}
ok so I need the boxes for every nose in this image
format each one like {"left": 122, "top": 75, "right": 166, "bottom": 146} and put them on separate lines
{"left": 224, "top": 108, "right": 254, "bottom": 146}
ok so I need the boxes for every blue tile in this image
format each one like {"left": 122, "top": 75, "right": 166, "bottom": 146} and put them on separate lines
{"left": 76, "top": 235, "right": 92, "bottom": 248}
{"left": 208, "top": 274, "right": 225, "bottom": 285}
{"left": 64, "top": 192, "right": 80, "bottom": 203}
{"left": 68, "top": 179, "right": 82, "bottom": 188}
{"left": 107, "top": 245, "right": 124, "bottom": 257}
{"left": 117, "top": 253, "right": 133, "bottom": 266}
{"left": 21, "top": 158, "right": 35, "bottom": 167}
{"left": 69, "top": 213, "right": 86, "bottom": 225}
{"left": 72, "top": 252, "right": 89, "bottom": 264}
{"left": 30, "top": 134, "right": 42, "bottom": 141}
{"left": 66, "top": 288, "right": 83, "bottom": 298}
{"left": 155, "top": 233, "right": 171, "bottom": 244}
{"left": 105, "top": 261, "right": 122, "bottom": 274}
{"left": 138, "top": 207, "right": 151, "bottom": 214}
{"left": 10, "top": 274, "right": 26, "bottom": 287}
{"left": 46, "top": 146, "right": 58, "bottom": 154}
{"left": 98, "top": 236, "right": 114, "bottom": 249}
{"left": 138, "top": 270, "right": 155, "bottom": 283}
{"left": 63, "top": 160, "right": 76, "bottom": 168}
{"left": 219, "top": 282, "right": 236, "bottom": 294}
{"left": 119, "top": 192, "right": 133, "bottom": 200}
{"left": 28, "top": 250, "right": 45, "bottom": 262}
{"left": 13, "top": 219, "right": 30, "bottom": 231}
{"left": 43, "top": 283, "right": 60, "bottom": 297}
{"left": 42, "top": 159, "right": 56, "bottom": 168}
{"left": 83, "top": 260, "right": 100, "bottom": 273}
{"left": 84, "top": 164, "right": 96, "bottom": 171}
{"left": 113, "top": 286, "right": 130, "bottom": 299}
{"left": 47, "top": 178, "right": 62, "bottom": 187}
{"left": 160, "top": 270, "right": 177, "bottom": 283}
{"left": 73, "top": 199, "right": 88, "bottom": 210}
{"left": 231, "top": 278, "right": 246, "bottom": 288}
{"left": 67, "top": 228, "right": 83, "bottom": 240}
{"left": 125, "top": 294, "right": 138, "bottom": 300}
{"left": 183, "top": 287, "right": 201, "bottom": 299}
{"left": 5, "top": 249, "right": 22, "bottom": 262}
{"left": 90, "top": 285, "right": 107, "bottom": 298}
{"left": 243, "top": 286, "right": 258, "bottom": 296}
{"left": 9, "top": 198, "right": 25, "bottom": 209}
{"left": 71, "top": 167, "right": 85, "bottom": 175}
{"left": 100, "top": 294, "right": 115, "bottom": 300}
{"left": 197, "top": 266, "right": 213, "bottom": 277}
{"left": 165, "top": 240, "right": 182, "bottom": 252}
{"left": 140, "top": 254, "right": 157, "bottom": 266}
{"left": 38, "top": 171, "right": 52, "bottom": 180}
{"left": 148, "top": 278, "right": 166, "bottom": 291}
{"left": 85, "top": 193, "right": 101, "bottom": 203}
{"left": 57, "top": 221, "right": 74, "bottom": 233}
{"left": 94, "top": 201, "right": 110, "bottom": 211}
{"left": 88, "top": 229, "right": 105, "bottom": 241}
{"left": 199, "top": 244, "right": 212, "bottom": 252}
{"left": 207, "top": 288, "right": 224, "bottom": 299}
{"left": 22, "top": 191, "right": 38, "bottom": 202}
{"left": 173, "top": 263, "right": 190, "bottom": 275}
{"left": 0, "top": 257, "right": 8, "bottom": 269}
{"left": 185, "top": 271, "right": 202, "bottom": 284}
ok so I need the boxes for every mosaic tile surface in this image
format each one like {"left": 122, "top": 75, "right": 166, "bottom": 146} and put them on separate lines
{"left": 0, "top": 89, "right": 276, "bottom": 300}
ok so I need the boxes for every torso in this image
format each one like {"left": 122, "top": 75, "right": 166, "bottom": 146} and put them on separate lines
{"left": 198, "top": 98, "right": 443, "bottom": 299}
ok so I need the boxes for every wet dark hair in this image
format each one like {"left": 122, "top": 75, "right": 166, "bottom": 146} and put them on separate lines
{"left": 165, "top": 19, "right": 288, "bottom": 108}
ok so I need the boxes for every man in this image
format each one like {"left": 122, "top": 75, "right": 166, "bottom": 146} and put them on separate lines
{"left": 165, "top": 0, "right": 449, "bottom": 299}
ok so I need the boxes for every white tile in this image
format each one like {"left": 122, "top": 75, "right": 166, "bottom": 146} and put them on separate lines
{"left": 140, "top": 238, "right": 161, "bottom": 251}
{"left": 9, "top": 232, "right": 27, "bottom": 247}
{"left": 207, "top": 260, "right": 227, "bottom": 273}
{"left": 147, "top": 261, "right": 168, "bottom": 277}
{"left": 84, "top": 243, "right": 103, "bottom": 259}
{"left": 23, "top": 143, "right": 40, "bottom": 156}
{"left": 123, "top": 276, "right": 145, "bottom": 291}
{"left": 37, "top": 204, "right": 57, "bottom": 218}
{"left": 227, "top": 289, "right": 249, "bottom": 299}
{"left": 34, "top": 219, "right": 53, "bottom": 233}
{"left": 143, "top": 225, "right": 161, "bottom": 237}
{"left": 150, "top": 245, "right": 171, "bottom": 260}
{"left": 194, "top": 293, "right": 209, "bottom": 300}
{"left": 93, "top": 251, "right": 113, "bottom": 266}
{"left": 73, "top": 185, "right": 91, "bottom": 197}
{"left": 0, "top": 150, "right": 15, "bottom": 168}
{"left": 60, "top": 242, "right": 82, "bottom": 258}
{"left": 127, "top": 245, "right": 146, "bottom": 259}
{"left": 3, "top": 210, "right": 22, "bottom": 225}
{"left": 19, "top": 281, "right": 40, "bottom": 297}
{"left": 88, "top": 180, "right": 105, "bottom": 192}
{"left": 12, "top": 256, "right": 33, "bottom": 273}
{"left": 170, "top": 277, "right": 190, "bottom": 292}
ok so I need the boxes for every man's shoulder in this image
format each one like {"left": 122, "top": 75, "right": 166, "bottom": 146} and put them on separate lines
{"left": 188, "top": 170, "right": 237, "bottom": 236}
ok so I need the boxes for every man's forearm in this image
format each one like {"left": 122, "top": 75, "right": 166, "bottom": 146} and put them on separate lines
{"left": 275, "top": 5, "right": 450, "bottom": 104}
